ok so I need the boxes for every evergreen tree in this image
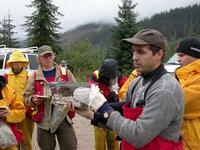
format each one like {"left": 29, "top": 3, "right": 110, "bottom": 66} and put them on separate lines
{"left": 63, "top": 40, "right": 106, "bottom": 82}
{"left": 0, "top": 13, "right": 18, "bottom": 47}
{"left": 24, "top": 0, "right": 63, "bottom": 54}
{"left": 111, "top": 0, "right": 138, "bottom": 73}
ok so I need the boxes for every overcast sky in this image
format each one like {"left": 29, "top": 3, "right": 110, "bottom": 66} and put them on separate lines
{"left": 0, "top": 0, "right": 199, "bottom": 40}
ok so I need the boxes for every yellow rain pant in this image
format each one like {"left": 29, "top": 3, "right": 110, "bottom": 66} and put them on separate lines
{"left": 94, "top": 127, "right": 119, "bottom": 150}
{"left": 0, "top": 146, "right": 17, "bottom": 150}
{"left": 18, "top": 117, "right": 34, "bottom": 150}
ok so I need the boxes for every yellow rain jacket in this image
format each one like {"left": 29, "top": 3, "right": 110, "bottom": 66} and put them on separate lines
{"left": 6, "top": 49, "right": 29, "bottom": 102}
{"left": 0, "top": 84, "right": 25, "bottom": 150}
{"left": 7, "top": 69, "right": 28, "bottom": 102}
{"left": 6, "top": 50, "right": 34, "bottom": 150}
{"left": 175, "top": 59, "right": 200, "bottom": 150}
{"left": 118, "top": 70, "right": 139, "bottom": 101}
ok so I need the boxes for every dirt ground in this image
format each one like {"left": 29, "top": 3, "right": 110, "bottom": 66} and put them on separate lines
{"left": 32, "top": 114, "right": 95, "bottom": 150}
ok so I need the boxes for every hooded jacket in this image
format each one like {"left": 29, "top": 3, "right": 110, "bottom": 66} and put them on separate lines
{"left": 5, "top": 50, "right": 29, "bottom": 103}
{"left": 175, "top": 59, "right": 200, "bottom": 150}
{"left": 6, "top": 50, "right": 29, "bottom": 68}
{"left": 0, "top": 76, "right": 25, "bottom": 123}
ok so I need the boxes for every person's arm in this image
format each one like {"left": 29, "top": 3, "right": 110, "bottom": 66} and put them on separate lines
{"left": 5, "top": 86, "right": 26, "bottom": 123}
{"left": 23, "top": 73, "right": 36, "bottom": 107}
{"left": 107, "top": 90, "right": 178, "bottom": 148}
{"left": 182, "top": 78, "right": 200, "bottom": 119}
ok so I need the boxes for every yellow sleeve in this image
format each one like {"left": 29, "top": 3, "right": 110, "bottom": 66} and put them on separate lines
{"left": 4, "top": 85, "right": 26, "bottom": 123}
{"left": 183, "top": 78, "right": 200, "bottom": 119}
{"left": 118, "top": 70, "right": 138, "bottom": 101}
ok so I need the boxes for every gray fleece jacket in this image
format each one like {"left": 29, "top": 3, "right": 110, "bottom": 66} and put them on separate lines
{"left": 107, "top": 73, "right": 184, "bottom": 148}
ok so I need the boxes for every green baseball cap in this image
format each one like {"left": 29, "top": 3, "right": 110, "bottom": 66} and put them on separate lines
{"left": 38, "top": 45, "right": 54, "bottom": 56}
{"left": 123, "top": 29, "right": 167, "bottom": 50}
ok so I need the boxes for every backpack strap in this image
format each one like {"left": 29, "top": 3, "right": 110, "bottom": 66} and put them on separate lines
{"left": 143, "top": 66, "right": 167, "bottom": 100}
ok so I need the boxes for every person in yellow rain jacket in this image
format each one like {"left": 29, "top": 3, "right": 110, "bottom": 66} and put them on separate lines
{"left": 118, "top": 70, "right": 139, "bottom": 101}
{"left": 5, "top": 50, "right": 34, "bottom": 150}
{"left": 175, "top": 37, "right": 200, "bottom": 150}
{"left": 0, "top": 75, "right": 25, "bottom": 150}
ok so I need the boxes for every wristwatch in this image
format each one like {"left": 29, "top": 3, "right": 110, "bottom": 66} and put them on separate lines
{"left": 103, "top": 111, "right": 112, "bottom": 121}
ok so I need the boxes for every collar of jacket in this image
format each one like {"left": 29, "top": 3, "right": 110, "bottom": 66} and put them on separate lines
{"left": 141, "top": 64, "right": 166, "bottom": 85}
{"left": 8, "top": 68, "right": 28, "bottom": 76}
{"left": 175, "top": 59, "right": 200, "bottom": 84}
{"left": 35, "top": 63, "right": 61, "bottom": 82}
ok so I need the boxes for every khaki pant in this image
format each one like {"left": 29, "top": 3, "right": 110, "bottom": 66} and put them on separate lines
{"left": 18, "top": 117, "right": 34, "bottom": 150}
{"left": 94, "top": 127, "right": 119, "bottom": 150}
{"left": 37, "top": 119, "right": 77, "bottom": 150}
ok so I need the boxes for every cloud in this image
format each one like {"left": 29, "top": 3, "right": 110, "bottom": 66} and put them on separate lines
{"left": 0, "top": 0, "right": 199, "bottom": 39}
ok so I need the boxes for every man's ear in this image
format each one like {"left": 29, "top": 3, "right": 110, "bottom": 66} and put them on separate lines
{"left": 156, "top": 49, "right": 164, "bottom": 60}
{"left": 52, "top": 54, "right": 55, "bottom": 60}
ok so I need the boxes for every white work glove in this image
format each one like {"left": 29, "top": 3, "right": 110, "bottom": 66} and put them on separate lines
{"left": 73, "top": 84, "right": 106, "bottom": 111}
{"left": 72, "top": 87, "right": 91, "bottom": 109}
{"left": 111, "top": 83, "right": 119, "bottom": 94}
{"left": 88, "top": 84, "right": 106, "bottom": 111}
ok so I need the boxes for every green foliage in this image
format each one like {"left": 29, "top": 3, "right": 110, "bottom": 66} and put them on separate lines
{"left": 0, "top": 14, "right": 18, "bottom": 47}
{"left": 60, "top": 40, "right": 107, "bottom": 82}
{"left": 138, "top": 4, "right": 200, "bottom": 39}
{"left": 164, "top": 34, "right": 178, "bottom": 62}
{"left": 111, "top": 0, "right": 138, "bottom": 73}
{"left": 24, "top": 0, "right": 63, "bottom": 54}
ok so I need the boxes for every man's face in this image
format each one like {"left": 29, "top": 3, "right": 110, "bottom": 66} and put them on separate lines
{"left": 177, "top": 52, "right": 197, "bottom": 67}
{"left": 39, "top": 53, "right": 54, "bottom": 69}
{"left": 132, "top": 45, "right": 163, "bottom": 74}
{"left": 12, "top": 62, "right": 23, "bottom": 74}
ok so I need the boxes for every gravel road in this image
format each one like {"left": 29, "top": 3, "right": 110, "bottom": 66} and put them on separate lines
{"left": 32, "top": 114, "right": 95, "bottom": 150}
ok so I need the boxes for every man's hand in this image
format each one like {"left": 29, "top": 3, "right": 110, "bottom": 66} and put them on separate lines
{"left": 0, "top": 107, "right": 9, "bottom": 119}
{"left": 88, "top": 91, "right": 107, "bottom": 111}
{"left": 66, "top": 101, "right": 94, "bottom": 120}
{"left": 107, "top": 91, "right": 118, "bottom": 103}
{"left": 72, "top": 86, "right": 107, "bottom": 111}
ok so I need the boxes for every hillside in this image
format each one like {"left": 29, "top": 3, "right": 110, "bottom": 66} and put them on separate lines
{"left": 60, "top": 4, "right": 200, "bottom": 48}
{"left": 138, "top": 4, "right": 200, "bottom": 39}
{"left": 60, "top": 23, "right": 114, "bottom": 48}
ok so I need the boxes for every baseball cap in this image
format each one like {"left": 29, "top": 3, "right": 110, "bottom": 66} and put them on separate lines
{"left": 123, "top": 29, "right": 167, "bottom": 50}
{"left": 38, "top": 45, "right": 54, "bottom": 56}
{"left": 176, "top": 37, "right": 200, "bottom": 58}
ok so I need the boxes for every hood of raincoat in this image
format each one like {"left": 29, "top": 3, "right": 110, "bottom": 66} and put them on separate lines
{"left": 6, "top": 50, "right": 29, "bottom": 68}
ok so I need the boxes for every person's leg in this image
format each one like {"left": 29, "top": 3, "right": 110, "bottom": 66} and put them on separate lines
{"left": 19, "top": 117, "right": 34, "bottom": 150}
{"left": 37, "top": 127, "right": 56, "bottom": 150}
{"left": 94, "top": 127, "right": 106, "bottom": 150}
{"left": 107, "top": 130, "right": 119, "bottom": 150}
{"left": 56, "top": 119, "right": 77, "bottom": 150}
{"left": 2, "top": 145, "right": 17, "bottom": 150}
